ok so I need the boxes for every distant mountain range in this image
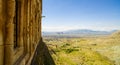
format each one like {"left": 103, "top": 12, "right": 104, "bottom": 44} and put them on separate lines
{"left": 42, "top": 29, "right": 118, "bottom": 37}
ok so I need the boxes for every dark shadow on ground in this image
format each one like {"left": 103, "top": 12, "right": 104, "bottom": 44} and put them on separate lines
{"left": 31, "top": 38, "right": 55, "bottom": 65}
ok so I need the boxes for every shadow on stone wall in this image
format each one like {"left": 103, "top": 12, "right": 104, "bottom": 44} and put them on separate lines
{"left": 31, "top": 38, "right": 55, "bottom": 65}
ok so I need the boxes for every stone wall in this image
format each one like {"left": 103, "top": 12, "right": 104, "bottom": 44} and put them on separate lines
{"left": 0, "top": 0, "right": 47, "bottom": 65}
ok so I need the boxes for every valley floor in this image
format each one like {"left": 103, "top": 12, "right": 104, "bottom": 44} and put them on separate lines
{"left": 43, "top": 34, "right": 120, "bottom": 65}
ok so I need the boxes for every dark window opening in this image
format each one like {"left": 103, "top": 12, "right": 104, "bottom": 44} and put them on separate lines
{"left": 14, "top": 0, "right": 19, "bottom": 48}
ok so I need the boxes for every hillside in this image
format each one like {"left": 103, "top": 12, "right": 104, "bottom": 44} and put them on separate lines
{"left": 111, "top": 31, "right": 120, "bottom": 38}
{"left": 94, "top": 31, "right": 120, "bottom": 65}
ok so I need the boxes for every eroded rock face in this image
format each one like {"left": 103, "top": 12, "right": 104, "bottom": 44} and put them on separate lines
{"left": 0, "top": 0, "right": 54, "bottom": 65}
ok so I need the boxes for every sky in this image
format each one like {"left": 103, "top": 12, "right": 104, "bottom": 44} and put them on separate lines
{"left": 42, "top": 0, "right": 120, "bottom": 32}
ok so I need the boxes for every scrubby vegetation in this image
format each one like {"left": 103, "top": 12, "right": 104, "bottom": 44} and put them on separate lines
{"left": 43, "top": 31, "right": 120, "bottom": 65}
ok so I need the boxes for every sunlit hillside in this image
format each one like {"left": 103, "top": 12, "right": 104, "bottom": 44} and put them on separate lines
{"left": 43, "top": 31, "right": 120, "bottom": 65}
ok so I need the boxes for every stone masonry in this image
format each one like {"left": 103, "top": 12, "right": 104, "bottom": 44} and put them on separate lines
{"left": 0, "top": 0, "right": 53, "bottom": 65}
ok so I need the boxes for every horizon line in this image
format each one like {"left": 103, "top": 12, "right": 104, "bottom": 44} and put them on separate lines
{"left": 42, "top": 29, "right": 119, "bottom": 32}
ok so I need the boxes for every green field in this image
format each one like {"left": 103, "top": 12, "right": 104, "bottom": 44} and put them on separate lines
{"left": 43, "top": 31, "right": 120, "bottom": 65}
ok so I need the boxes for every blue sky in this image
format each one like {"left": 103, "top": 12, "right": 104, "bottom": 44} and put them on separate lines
{"left": 42, "top": 0, "right": 120, "bottom": 32}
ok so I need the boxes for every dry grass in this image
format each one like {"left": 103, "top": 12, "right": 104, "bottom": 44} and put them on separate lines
{"left": 43, "top": 31, "right": 120, "bottom": 65}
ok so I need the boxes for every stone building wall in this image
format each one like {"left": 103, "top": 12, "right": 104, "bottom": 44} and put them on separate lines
{"left": 0, "top": 0, "right": 43, "bottom": 65}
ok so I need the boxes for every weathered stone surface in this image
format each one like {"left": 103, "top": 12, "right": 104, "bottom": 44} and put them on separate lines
{"left": 4, "top": 45, "right": 14, "bottom": 65}
{"left": 0, "top": 0, "right": 54, "bottom": 65}
{"left": 0, "top": 46, "right": 4, "bottom": 65}
{"left": 0, "top": 32, "right": 3, "bottom": 45}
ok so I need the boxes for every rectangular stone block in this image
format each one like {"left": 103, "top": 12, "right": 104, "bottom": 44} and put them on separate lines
{"left": 0, "top": 31, "right": 3, "bottom": 45}
{"left": 0, "top": 45, "right": 4, "bottom": 65}
{"left": 4, "top": 45, "right": 14, "bottom": 65}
